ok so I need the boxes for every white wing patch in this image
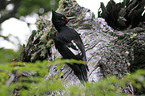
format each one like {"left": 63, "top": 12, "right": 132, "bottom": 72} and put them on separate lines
{"left": 67, "top": 40, "right": 82, "bottom": 56}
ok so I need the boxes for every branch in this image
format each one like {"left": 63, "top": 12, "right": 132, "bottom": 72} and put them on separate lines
{"left": 0, "top": 0, "right": 7, "bottom": 11}
{"left": 6, "top": 74, "right": 15, "bottom": 86}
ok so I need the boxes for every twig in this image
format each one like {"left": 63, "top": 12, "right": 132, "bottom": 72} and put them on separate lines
{"left": 6, "top": 74, "right": 15, "bottom": 86}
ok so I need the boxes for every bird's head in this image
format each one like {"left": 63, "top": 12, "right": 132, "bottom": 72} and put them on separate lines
{"left": 52, "top": 10, "right": 74, "bottom": 27}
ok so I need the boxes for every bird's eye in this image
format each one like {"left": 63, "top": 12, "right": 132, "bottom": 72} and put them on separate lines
{"left": 61, "top": 17, "right": 65, "bottom": 19}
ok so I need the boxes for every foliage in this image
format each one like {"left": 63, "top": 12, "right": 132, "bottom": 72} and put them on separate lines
{"left": 0, "top": 59, "right": 144, "bottom": 96}
{"left": 0, "top": 0, "right": 60, "bottom": 24}
{"left": 0, "top": 48, "right": 21, "bottom": 64}
{"left": 17, "top": 0, "right": 60, "bottom": 16}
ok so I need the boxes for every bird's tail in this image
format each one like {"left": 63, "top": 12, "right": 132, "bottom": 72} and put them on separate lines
{"left": 69, "top": 63, "right": 89, "bottom": 82}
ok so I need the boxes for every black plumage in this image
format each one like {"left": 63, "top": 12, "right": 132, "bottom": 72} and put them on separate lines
{"left": 52, "top": 10, "right": 88, "bottom": 82}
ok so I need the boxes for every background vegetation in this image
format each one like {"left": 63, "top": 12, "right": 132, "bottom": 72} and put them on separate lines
{"left": 0, "top": 59, "right": 144, "bottom": 95}
{"left": 0, "top": 0, "right": 60, "bottom": 24}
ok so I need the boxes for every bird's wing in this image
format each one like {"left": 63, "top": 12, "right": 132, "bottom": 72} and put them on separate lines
{"left": 55, "top": 39, "right": 86, "bottom": 61}
{"left": 67, "top": 40, "right": 82, "bottom": 56}
{"left": 68, "top": 40, "right": 87, "bottom": 61}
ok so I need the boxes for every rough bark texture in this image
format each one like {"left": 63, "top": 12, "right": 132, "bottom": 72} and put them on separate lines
{"left": 98, "top": 0, "right": 145, "bottom": 30}
{"left": 15, "top": 0, "right": 145, "bottom": 94}
{"left": 15, "top": 17, "right": 54, "bottom": 62}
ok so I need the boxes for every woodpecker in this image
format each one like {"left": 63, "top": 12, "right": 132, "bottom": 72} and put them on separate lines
{"left": 52, "top": 10, "right": 88, "bottom": 82}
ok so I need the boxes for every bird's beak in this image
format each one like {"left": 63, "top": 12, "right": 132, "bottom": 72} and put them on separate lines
{"left": 67, "top": 17, "right": 75, "bottom": 20}
{"left": 65, "top": 16, "right": 75, "bottom": 22}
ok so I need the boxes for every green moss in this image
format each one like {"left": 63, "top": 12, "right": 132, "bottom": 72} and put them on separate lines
{"left": 0, "top": 48, "right": 20, "bottom": 64}
{"left": 0, "top": 60, "right": 144, "bottom": 95}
